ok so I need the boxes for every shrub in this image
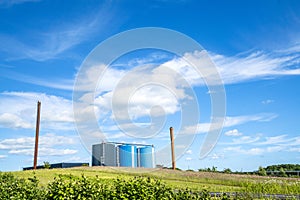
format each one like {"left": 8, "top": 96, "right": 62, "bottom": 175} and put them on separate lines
{"left": 258, "top": 166, "right": 267, "bottom": 176}
{"left": 0, "top": 172, "right": 46, "bottom": 199}
{"left": 46, "top": 174, "right": 110, "bottom": 199}
{"left": 44, "top": 161, "right": 51, "bottom": 169}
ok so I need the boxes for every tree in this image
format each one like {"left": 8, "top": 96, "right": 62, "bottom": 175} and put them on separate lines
{"left": 43, "top": 161, "right": 51, "bottom": 169}
{"left": 212, "top": 166, "right": 217, "bottom": 172}
{"left": 223, "top": 168, "right": 232, "bottom": 174}
{"left": 279, "top": 167, "right": 287, "bottom": 177}
{"left": 258, "top": 166, "right": 267, "bottom": 176}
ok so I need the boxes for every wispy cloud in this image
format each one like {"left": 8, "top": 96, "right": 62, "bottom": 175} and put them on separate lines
{"left": 224, "top": 146, "right": 265, "bottom": 155}
{"left": 224, "top": 146, "right": 284, "bottom": 155}
{"left": 258, "top": 134, "right": 298, "bottom": 145}
{"left": 208, "top": 152, "right": 224, "bottom": 160}
{"left": 182, "top": 113, "right": 277, "bottom": 135}
{"left": 223, "top": 134, "right": 300, "bottom": 155}
{"left": 262, "top": 99, "right": 275, "bottom": 105}
{"left": 0, "top": 3, "right": 113, "bottom": 61}
{"left": 3, "top": 42, "right": 300, "bottom": 92}
{"left": 232, "top": 135, "right": 260, "bottom": 144}
{"left": 0, "top": 0, "right": 40, "bottom": 7}
{"left": 210, "top": 46, "right": 300, "bottom": 84}
{"left": 0, "top": 68, "right": 74, "bottom": 91}
{"left": 224, "top": 113, "right": 277, "bottom": 126}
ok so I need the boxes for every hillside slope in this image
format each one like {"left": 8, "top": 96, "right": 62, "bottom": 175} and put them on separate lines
{"left": 11, "top": 166, "right": 300, "bottom": 193}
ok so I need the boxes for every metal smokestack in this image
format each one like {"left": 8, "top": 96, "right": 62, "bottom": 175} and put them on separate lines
{"left": 169, "top": 127, "right": 176, "bottom": 170}
{"left": 33, "top": 101, "right": 41, "bottom": 170}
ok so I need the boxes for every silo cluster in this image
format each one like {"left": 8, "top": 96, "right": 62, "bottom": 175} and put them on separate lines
{"left": 92, "top": 142, "right": 155, "bottom": 168}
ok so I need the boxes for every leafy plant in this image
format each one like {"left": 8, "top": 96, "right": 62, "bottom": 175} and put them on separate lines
{"left": 258, "top": 166, "right": 267, "bottom": 176}
{"left": 43, "top": 161, "right": 51, "bottom": 169}
{"left": 0, "top": 172, "right": 46, "bottom": 199}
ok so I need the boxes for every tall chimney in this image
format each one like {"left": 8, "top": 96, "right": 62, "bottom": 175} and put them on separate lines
{"left": 33, "top": 101, "right": 41, "bottom": 170}
{"left": 169, "top": 127, "right": 176, "bottom": 170}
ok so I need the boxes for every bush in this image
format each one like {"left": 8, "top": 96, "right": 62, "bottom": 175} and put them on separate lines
{"left": 46, "top": 174, "right": 110, "bottom": 199}
{"left": 223, "top": 168, "right": 232, "bottom": 174}
{"left": 0, "top": 172, "right": 46, "bottom": 199}
{"left": 258, "top": 166, "right": 267, "bottom": 176}
{"left": 44, "top": 161, "right": 51, "bottom": 169}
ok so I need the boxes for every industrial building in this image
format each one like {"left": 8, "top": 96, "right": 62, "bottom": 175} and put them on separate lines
{"left": 92, "top": 142, "right": 155, "bottom": 168}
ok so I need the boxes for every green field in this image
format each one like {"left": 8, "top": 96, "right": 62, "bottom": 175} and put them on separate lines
{"left": 11, "top": 166, "right": 300, "bottom": 195}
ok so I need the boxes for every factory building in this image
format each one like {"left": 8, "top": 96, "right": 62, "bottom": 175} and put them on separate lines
{"left": 92, "top": 142, "right": 155, "bottom": 168}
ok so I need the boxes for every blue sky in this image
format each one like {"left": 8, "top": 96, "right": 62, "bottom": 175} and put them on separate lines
{"left": 0, "top": 0, "right": 300, "bottom": 172}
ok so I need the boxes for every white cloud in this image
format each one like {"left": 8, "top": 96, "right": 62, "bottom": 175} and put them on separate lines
{"left": 0, "top": 92, "right": 74, "bottom": 130}
{"left": 9, "top": 148, "right": 77, "bottom": 156}
{"left": 221, "top": 132, "right": 262, "bottom": 145}
{"left": 0, "top": 155, "right": 7, "bottom": 159}
{"left": 289, "top": 147, "right": 300, "bottom": 152}
{"left": 232, "top": 135, "right": 260, "bottom": 144}
{"left": 246, "top": 148, "right": 265, "bottom": 155}
{"left": 222, "top": 130, "right": 300, "bottom": 156}
{"left": 185, "top": 157, "right": 192, "bottom": 161}
{"left": 72, "top": 44, "right": 298, "bottom": 153}
{"left": 224, "top": 129, "right": 243, "bottom": 136}
{"left": 209, "top": 152, "right": 224, "bottom": 160}
{"left": 79, "top": 63, "right": 192, "bottom": 123}
{"left": 0, "top": 133, "right": 78, "bottom": 156}
{"left": 0, "top": 113, "right": 33, "bottom": 129}
{"left": 143, "top": 47, "right": 300, "bottom": 87}
{"left": 224, "top": 146, "right": 264, "bottom": 155}
{"left": 262, "top": 99, "right": 275, "bottom": 104}
{"left": 185, "top": 149, "right": 192, "bottom": 154}
{"left": 290, "top": 136, "right": 300, "bottom": 146}
{"left": 182, "top": 113, "right": 277, "bottom": 135}
{"left": 104, "top": 132, "right": 127, "bottom": 140}
{"left": 0, "top": 133, "right": 77, "bottom": 149}
{"left": 266, "top": 146, "right": 284, "bottom": 153}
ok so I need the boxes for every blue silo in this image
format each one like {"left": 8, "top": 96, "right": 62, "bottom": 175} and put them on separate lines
{"left": 139, "top": 146, "right": 154, "bottom": 168}
{"left": 119, "top": 145, "right": 137, "bottom": 167}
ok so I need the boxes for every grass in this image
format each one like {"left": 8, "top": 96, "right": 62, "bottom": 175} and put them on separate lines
{"left": 11, "top": 166, "right": 300, "bottom": 195}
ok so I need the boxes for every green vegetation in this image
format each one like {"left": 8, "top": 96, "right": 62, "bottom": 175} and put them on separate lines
{"left": 257, "top": 166, "right": 267, "bottom": 176}
{"left": 2, "top": 167, "right": 300, "bottom": 199}
{"left": 43, "top": 162, "right": 51, "bottom": 169}
{"left": 0, "top": 172, "right": 44, "bottom": 199}
{"left": 0, "top": 172, "right": 211, "bottom": 199}
{"left": 261, "top": 164, "right": 300, "bottom": 177}
{"left": 198, "top": 164, "right": 300, "bottom": 178}
{"left": 264, "top": 164, "right": 300, "bottom": 171}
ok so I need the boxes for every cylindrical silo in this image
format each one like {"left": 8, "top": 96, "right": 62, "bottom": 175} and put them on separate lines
{"left": 119, "top": 145, "right": 137, "bottom": 167}
{"left": 139, "top": 146, "right": 154, "bottom": 168}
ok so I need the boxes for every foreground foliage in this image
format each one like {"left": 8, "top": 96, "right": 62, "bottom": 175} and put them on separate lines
{"left": 1, "top": 172, "right": 299, "bottom": 199}
{"left": 0, "top": 173, "right": 211, "bottom": 199}
{"left": 0, "top": 173, "right": 44, "bottom": 199}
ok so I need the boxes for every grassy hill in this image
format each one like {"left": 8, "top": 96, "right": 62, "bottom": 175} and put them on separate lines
{"left": 11, "top": 166, "right": 300, "bottom": 194}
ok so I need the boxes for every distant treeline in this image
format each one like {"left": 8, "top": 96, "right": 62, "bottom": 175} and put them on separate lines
{"left": 264, "top": 164, "right": 300, "bottom": 171}
{"left": 196, "top": 164, "right": 300, "bottom": 177}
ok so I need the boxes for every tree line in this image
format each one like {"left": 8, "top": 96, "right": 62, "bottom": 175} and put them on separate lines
{"left": 197, "top": 164, "right": 300, "bottom": 177}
